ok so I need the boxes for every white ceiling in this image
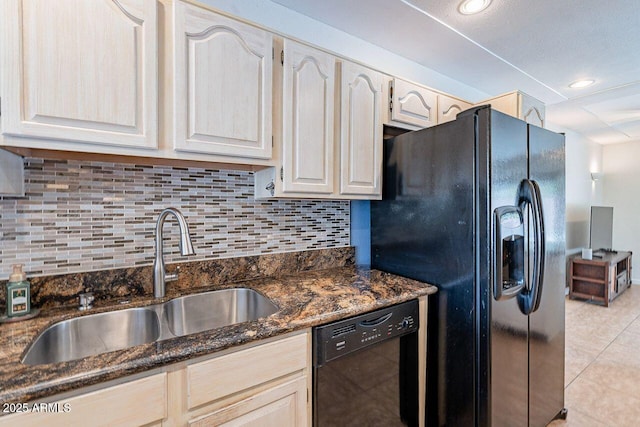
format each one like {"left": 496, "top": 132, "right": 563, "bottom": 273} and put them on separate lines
{"left": 270, "top": 0, "right": 640, "bottom": 145}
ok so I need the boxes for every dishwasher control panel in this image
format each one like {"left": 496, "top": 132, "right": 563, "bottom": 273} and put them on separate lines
{"left": 313, "top": 299, "right": 419, "bottom": 366}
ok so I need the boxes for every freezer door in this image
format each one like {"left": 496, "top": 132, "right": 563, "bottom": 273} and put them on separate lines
{"left": 486, "top": 110, "right": 529, "bottom": 427}
{"left": 372, "top": 113, "right": 477, "bottom": 427}
{"left": 528, "top": 125, "right": 566, "bottom": 427}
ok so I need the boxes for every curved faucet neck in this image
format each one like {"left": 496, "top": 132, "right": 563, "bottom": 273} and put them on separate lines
{"left": 153, "top": 208, "right": 195, "bottom": 298}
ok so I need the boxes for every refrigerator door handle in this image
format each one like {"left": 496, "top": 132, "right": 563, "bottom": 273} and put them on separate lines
{"left": 530, "top": 180, "right": 546, "bottom": 313}
{"left": 516, "top": 179, "right": 546, "bottom": 315}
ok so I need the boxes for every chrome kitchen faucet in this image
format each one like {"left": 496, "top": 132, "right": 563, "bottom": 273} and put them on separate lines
{"left": 153, "top": 208, "right": 195, "bottom": 298}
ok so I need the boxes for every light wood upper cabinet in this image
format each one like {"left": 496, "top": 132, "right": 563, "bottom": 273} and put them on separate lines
{"left": 280, "top": 39, "right": 335, "bottom": 194}
{"left": 438, "top": 95, "right": 473, "bottom": 124}
{"left": 1, "top": 0, "right": 485, "bottom": 175}
{"left": 255, "top": 46, "right": 384, "bottom": 200}
{"left": 479, "top": 90, "right": 546, "bottom": 127}
{"left": 0, "top": 0, "right": 157, "bottom": 148}
{"left": 520, "top": 93, "right": 545, "bottom": 128}
{"left": 339, "top": 61, "right": 383, "bottom": 197}
{"left": 388, "top": 77, "right": 438, "bottom": 129}
{"left": 172, "top": 1, "right": 272, "bottom": 159}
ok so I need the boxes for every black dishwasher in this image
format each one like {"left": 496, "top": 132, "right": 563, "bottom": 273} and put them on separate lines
{"left": 313, "top": 299, "right": 419, "bottom": 427}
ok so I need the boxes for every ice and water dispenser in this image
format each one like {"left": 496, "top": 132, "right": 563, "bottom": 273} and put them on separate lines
{"left": 494, "top": 206, "right": 525, "bottom": 300}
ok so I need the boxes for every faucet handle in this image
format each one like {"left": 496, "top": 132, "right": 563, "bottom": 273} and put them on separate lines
{"left": 165, "top": 265, "right": 181, "bottom": 283}
{"left": 78, "top": 290, "right": 95, "bottom": 311}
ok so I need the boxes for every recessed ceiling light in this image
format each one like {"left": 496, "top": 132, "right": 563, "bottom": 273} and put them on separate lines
{"left": 569, "top": 79, "right": 595, "bottom": 89}
{"left": 458, "top": 0, "right": 492, "bottom": 15}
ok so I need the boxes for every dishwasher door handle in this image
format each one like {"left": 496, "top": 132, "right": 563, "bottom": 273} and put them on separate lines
{"left": 359, "top": 312, "right": 393, "bottom": 327}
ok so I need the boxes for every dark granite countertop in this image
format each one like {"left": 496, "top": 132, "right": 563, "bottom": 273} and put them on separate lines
{"left": 0, "top": 265, "right": 436, "bottom": 405}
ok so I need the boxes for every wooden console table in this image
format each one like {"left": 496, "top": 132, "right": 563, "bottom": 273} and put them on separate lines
{"left": 569, "top": 251, "right": 632, "bottom": 306}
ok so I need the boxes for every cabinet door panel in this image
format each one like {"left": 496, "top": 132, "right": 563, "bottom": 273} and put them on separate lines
{"left": 281, "top": 40, "right": 335, "bottom": 194}
{"left": 187, "top": 333, "right": 307, "bottom": 409}
{"left": 1, "top": 0, "right": 157, "bottom": 148}
{"left": 521, "top": 95, "right": 545, "bottom": 127}
{"left": 174, "top": 1, "right": 272, "bottom": 159}
{"left": 189, "top": 377, "right": 307, "bottom": 427}
{"left": 0, "top": 373, "right": 167, "bottom": 427}
{"left": 438, "top": 95, "right": 472, "bottom": 124}
{"left": 340, "top": 62, "right": 383, "bottom": 196}
{"left": 478, "top": 91, "right": 546, "bottom": 128}
{"left": 390, "top": 78, "right": 437, "bottom": 128}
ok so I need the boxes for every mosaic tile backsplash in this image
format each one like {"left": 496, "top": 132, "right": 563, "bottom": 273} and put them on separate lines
{"left": 0, "top": 158, "right": 350, "bottom": 278}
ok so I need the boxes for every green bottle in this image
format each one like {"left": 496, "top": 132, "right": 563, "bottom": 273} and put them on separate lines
{"left": 6, "top": 264, "right": 31, "bottom": 317}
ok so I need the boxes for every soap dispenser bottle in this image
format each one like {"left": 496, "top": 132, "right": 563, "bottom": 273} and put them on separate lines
{"left": 6, "top": 264, "right": 31, "bottom": 317}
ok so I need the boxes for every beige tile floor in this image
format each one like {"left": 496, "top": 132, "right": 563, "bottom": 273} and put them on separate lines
{"left": 549, "top": 285, "right": 640, "bottom": 427}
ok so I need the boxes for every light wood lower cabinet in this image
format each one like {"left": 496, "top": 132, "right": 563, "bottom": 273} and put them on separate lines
{"left": 0, "top": 373, "right": 167, "bottom": 427}
{"left": 0, "top": 331, "right": 310, "bottom": 427}
{"left": 174, "top": 331, "right": 311, "bottom": 427}
{"left": 0, "top": 299, "right": 431, "bottom": 425}
{"left": 188, "top": 377, "right": 307, "bottom": 427}
{"left": 186, "top": 332, "right": 308, "bottom": 408}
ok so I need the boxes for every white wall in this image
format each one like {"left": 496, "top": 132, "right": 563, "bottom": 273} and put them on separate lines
{"left": 199, "top": 0, "right": 488, "bottom": 101}
{"left": 603, "top": 141, "right": 640, "bottom": 282}
{"left": 546, "top": 124, "right": 603, "bottom": 255}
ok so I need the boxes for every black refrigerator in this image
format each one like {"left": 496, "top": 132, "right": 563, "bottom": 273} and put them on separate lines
{"left": 371, "top": 106, "right": 566, "bottom": 426}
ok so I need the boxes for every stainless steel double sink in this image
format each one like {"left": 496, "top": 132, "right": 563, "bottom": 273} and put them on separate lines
{"left": 21, "top": 288, "right": 279, "bottom": 366}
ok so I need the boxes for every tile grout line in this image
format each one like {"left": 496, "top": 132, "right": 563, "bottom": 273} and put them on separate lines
{"left": 561, "top": 292, "right": 640, "bottom": 426}
{"left": 565, "top": 294, "right": 640, "bottom": 389}
{"left": 593, "top": 306, "right": 640, "bottom": 362}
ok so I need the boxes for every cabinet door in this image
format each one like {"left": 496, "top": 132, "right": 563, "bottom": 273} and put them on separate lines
{"left": 173, "top": 1, "right": 272, "bottom": 159}
{"left": 0, "top": 0, "right": 157, "bottom": 148}
{"left": 520, "top": 94, "right": 545, "bottom": 128}
{"left": 390, "top": 78, "right": 438, "bottom": 128}
{"left": 281, "top": 40, "right": 335, "bottom": 194}
{"left": 479, "top": 91, "right": 546, "bottom": 128}
{"left": 339, "top": 61, "right": 383, "bottom": 197}
{"left": 0, "top": 373, "right": 167, "bottom": 427}
{"left": 187, "top": 333, "right": 308, "bottom": 408}
{"left": 438, "top": 95, "right": 472, "bottom": 124}
{"left": 189, "top": 377, "right": 307, "bottom": 427}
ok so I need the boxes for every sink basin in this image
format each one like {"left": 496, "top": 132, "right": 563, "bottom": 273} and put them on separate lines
{"left": 163, "top": 288, "right": 279, "bottom": 337}
{"left": 21, "top": 288, "right": 279, "bottom": 365}
{"left": 22, "top": 308, "right": 160, "bottom": 365}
